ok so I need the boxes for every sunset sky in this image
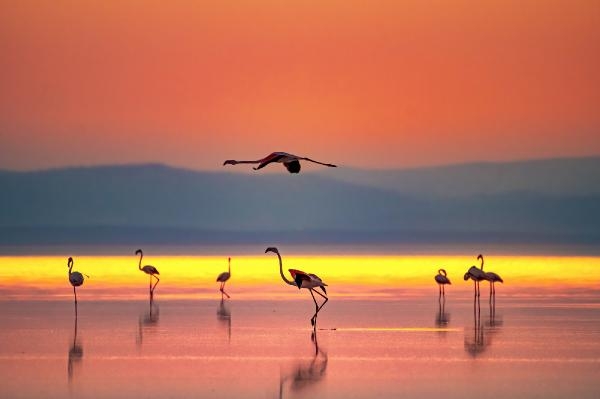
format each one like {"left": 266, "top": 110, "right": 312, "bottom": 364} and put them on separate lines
{"left": 1, "top": 0, "right": 599, "bottom": 171}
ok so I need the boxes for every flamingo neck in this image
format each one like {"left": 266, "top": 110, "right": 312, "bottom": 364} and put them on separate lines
{"left": 138, "top": 253, "right": 143, "bottom": 270}
{"left": 68, "top": 260, "right": 73, "bottom": 275}
{"left": 277, "top": 253, "right": 294, "bottom": 286}
{"left": 478, "top": 256, "right": 484, "bottom": 270}
{"left": 228, "top": 257, "right": 231, "bottom": 275}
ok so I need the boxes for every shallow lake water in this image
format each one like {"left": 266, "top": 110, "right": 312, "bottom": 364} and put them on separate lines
{"left": 1, "top": 252, "right": 600, "bottom": 398}
{"left": 1, "top": 294, "right": 599, "bottom": 398}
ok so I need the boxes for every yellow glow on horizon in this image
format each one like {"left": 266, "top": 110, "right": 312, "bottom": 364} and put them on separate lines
{"left": 0, "top": 255, "right": 599, "bottom": 300}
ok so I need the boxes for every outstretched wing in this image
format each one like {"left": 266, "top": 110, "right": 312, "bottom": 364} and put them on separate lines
{"left": 300, "top": 157, "right": 337, "bottom": 168}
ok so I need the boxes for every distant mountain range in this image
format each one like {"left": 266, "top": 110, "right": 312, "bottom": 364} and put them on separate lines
{"left": 1, "top": 156, "right": 599, "bottom": 246}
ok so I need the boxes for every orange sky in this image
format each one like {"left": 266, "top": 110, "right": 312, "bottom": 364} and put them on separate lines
{"left": 1, "top": 1, "right": 599, "bottom": 170}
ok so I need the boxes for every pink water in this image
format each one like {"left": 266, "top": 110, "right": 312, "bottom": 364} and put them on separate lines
{"left": 1, "top": 293, "right": 599, "bottom": 398}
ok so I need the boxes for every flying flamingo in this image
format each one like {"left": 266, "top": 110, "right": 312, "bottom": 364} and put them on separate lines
{"left": 135, "top": 249, "right": 160, "bottom": 299}
{"left": 265, "top": 247, "right": 328, "bottom": 329}
{"left": 434, "top": 268, "right": 451, "bottom": 296}
{"left": 223, "top": 152, "right": 337, "bottom": 174}
{"left": 464, "top": 254, "right": 488, "bottom": 297}
{"left": 216, "top": 257, "right": 231, "bottom": 299}
{"left": 67, "top": 257, "right": 86, "bottom": 313}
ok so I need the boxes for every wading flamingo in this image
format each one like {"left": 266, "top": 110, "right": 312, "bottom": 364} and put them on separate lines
{"left": 67, "top": 257, "right": 85, "bottom": 313}
{"left": 265, "top": 247, "right": 328, "bottom": 329}
{"left": 216, "top": 257, "right": 231, "bottom": 299}
{"left": 135, "top": 249, "right": 160, "bottom": 299}
{"left": 224, "top": 152, "right": 337, "bottom": 174}
{"left": 464, "top": 254, "right": 488, "bottom": 297}
{"left": 434, "top": 269, "right": 451, "bottom": 296}
{"left": 479, "top": 254, "right": 504, "bottom": 298}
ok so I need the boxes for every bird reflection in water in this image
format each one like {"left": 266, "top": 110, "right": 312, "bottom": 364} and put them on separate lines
{"left": 485, "top": 293, "right": 503, "bottom": 331}
{"left": 464, "top": 294, "right": 503, "bottom": 357}
{"left": 137, "top": 299, "right": 160, "bottom": 346}
{"left": 435, "top": 296, "right": 451, "bottom": 329}
{"left": 216, "top": 298, "right": 231, "bottom": 343}
{"left": 68, "top": 314, "right": 83, "bottom": 384}
{"left": 279, "top": 331, "right": 328, "bottom": 398}
{"left": 464, "top": 295, "right": 486, "bottom": 357}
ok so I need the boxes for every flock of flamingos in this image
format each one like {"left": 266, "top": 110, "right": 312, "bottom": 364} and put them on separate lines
{"left": 68, "top": 247, "right": 503, "bottom": 328}
{"left": 66, "top": 151, "right": 504, "bottom": 330}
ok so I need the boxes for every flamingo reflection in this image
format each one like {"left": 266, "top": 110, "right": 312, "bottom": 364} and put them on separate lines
{"left": 216, "top": 298, "right": 231, "bottom": 343}
{"left": 435, "top": 296, "right": 450, "bottom": 328}
{"left": 68, "top": 315, "right": 83, "bottom": 383}
{"left": 279, "top": 332, "right": 328, "bottom": 398}
{"left": 464, "top": 295, "right": 487, "bottom": 357}
{"left": 464, "top": 293, "right": 503, "bottom": 357}
{"left": 136, "top": 300, "right": 160, "bottom": 346}
{"left": 485, "top": 293, "right": 503, "bottom": 330}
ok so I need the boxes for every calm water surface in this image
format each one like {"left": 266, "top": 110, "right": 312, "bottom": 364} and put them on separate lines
{"left": 1, "top": 295, "right": 599, "bottom": 398}
{"left": 1, "top": 251, "right": 600, "bottom": 398}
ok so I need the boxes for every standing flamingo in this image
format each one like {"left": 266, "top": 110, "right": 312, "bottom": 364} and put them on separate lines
{"left": 67, "top": 257, "right": 85, "bottom": 314}
{"left": 216, "top": 257, "right": 231, "bottom": 299}
{"left": 434, "top": 269, "right": 451, "bottom": 296}
{"left": 135, "top": 249, "right": 160, "bottom": 299}
{"left": 265, "top": 247, "right": 328, "bottom": 329}
{"left": 479, "top": 254, "right": 504, "bottom": 298}
{"left": 464, "top": 254, "right": 488, "bottom": 297}
{"left": 223, "top": 152, "right": 337, "bottom": 174}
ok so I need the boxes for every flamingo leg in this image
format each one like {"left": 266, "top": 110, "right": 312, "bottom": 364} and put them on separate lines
{"left": 310, "top": 289, "right": 329, "bottom": 328}
{"left": 73, "top": 286, "right": 78, "bottom": 317}
{"left": 473, "top": 293, "right": 477, "bottom": 322}
{"left": 220, "top": 282, "right": 230, "bottom": 299}
{"left": 309, "top": 289, "right": 319, "bottom": 328}
{"left": 151, "top": 275, "right": 160, "bottom": 294}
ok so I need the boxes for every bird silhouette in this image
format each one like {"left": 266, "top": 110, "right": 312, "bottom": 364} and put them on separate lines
{"left": 464, "top": 254, "right": 488, "bottom": 297}
{"left": 479, "top": 254, "right": 504, "bottom": 299}
{"left": 135, "top": 249, "right": 160, "bottom": 299}
{"left": 216, "top": 257, "right": 231, "bottom": 299}
{"left": 434, "top": 268, "right": 451, "bottom": 297}
{"left": 224, "top": 152, "right": 337, "bottom": 174}
{"left": 265, "top": 247, "right": 328, "bottom": 329}
{"left": 67, "top": 257, "right": 86, "bottom": 316}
